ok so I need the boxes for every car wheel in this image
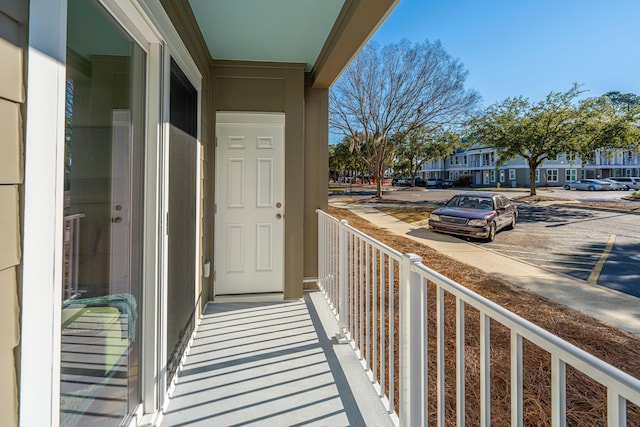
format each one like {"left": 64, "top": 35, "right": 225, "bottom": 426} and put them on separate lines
{"left": 486, "top": 222, "right": 497, "bottom": 242}
{"left": 588, "top": 186, "right": 595, "bottom": 191}
{"left": 564, "top": 185, "right": 570, "bottom": 190}
{"left": 507, "top": 214, "right": 516, "bottom": 230}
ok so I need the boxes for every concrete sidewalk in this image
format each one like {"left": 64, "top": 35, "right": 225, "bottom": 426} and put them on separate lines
{"left": 338, "top": 202, "right": 640, "bottom": 337}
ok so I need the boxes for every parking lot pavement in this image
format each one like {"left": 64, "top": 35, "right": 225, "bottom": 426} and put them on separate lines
{"left": 477, "top": 219, "right": 613, "bottom": 282}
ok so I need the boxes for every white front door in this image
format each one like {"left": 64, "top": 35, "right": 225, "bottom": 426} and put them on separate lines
{"left": 215, "top": 112, "right": 285, "bottom": 295}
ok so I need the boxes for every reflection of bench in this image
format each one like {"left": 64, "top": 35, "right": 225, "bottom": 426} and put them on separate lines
{"left": 61, "top": 293, "right": 137, "bottom": 377}
{"left": 61, "top": 306, "right": 129, "bottom": 376}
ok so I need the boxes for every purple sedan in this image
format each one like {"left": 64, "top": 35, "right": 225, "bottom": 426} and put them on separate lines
{"left": 428, "top": 192, "right": 518, "bottom": 242}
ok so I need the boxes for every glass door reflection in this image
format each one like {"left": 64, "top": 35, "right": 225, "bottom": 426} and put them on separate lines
{"left": 61, "top": 0, "right": 145, "bottom": 425}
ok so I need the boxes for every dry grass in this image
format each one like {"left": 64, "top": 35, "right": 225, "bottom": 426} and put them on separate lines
{"left": 377, "top": 206, "right": 438, "bottom": 223}
{"left": 328, "top": 206, "right": 640, "bottom": 426}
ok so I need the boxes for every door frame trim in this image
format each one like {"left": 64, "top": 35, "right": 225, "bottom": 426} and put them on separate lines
{"left": 214, "top": 111, "right": 286, "bottom": 297}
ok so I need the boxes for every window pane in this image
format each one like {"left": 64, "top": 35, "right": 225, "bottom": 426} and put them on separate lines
{"left": 61, "top": 0, "right": 145, "bottom": 425}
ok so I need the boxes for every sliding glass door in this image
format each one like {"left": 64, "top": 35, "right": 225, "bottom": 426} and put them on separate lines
{"left": 61, "top": 0, "right": 145, "bottom": 424}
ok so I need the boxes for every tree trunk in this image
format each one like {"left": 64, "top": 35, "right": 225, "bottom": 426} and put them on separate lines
{"left": 374, "top": 170, "right": 383, "bottom": 198}
{"left": 528, "top": 160, "right": 537, "bottom": 196}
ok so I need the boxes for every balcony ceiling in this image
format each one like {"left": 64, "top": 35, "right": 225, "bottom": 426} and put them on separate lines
{"left": 189, "top": 0, "right": 345, "bottom": 72}
{"left": 187, "top": 0, "right": 398, "bottom": 87}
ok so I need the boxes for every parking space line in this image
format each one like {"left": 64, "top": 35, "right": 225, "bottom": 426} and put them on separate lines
{"left": 488, "top": 247, "right": 602, "bottom": 259}
{"left": 587, "top": 234, "right": 617, "bottom": 284}
{"left": 538, "top": 264, "right": 593, "bottom": 272}
{"left": 512, "top": 257, "right": 596, "bottom": 266}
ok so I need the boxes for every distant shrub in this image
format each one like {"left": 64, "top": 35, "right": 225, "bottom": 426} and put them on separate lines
{"left": 455, "top": 174, "right": 473, "bottom": 187}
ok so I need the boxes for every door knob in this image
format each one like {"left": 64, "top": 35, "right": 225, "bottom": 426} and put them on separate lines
{"left": 275, "top": 213, "right": 282, "bottom": 220}
{"left": 113, "top": 217, "right": 123, "bottom": 224}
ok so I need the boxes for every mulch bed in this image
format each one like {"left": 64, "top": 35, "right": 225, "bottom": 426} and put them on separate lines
{"left": 328, "top": 206, "right": 640, "bottom": 426}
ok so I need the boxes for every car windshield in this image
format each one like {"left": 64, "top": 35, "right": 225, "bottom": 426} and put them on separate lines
{"left": 446, "top": 195, "right": 494, "bottom": 210}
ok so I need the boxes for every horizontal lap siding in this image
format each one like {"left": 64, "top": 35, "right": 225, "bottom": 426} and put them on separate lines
{"left": 0, "top": 1, "right": 27, "bottom": 426}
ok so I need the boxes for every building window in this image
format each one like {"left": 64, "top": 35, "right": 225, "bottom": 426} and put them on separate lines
{"left": 509, "top": 169, "right": 516, "bottom": 180}
{"left": 627, "top": 169, "right": 633, "bottom": 177}
{"left": 499, "top": 170, "right": 505, "bottom": 183}
{"left": 535, "top": 169, "right": 540, "bottom": 182}
{"left": 491, "top": 170, "right": 496, "bottom": 182}
{"left": 547, "top": 169, "right": 558, "bottom": 182}
{"left": 566, "top": 169, "right": 577, "bottom": 182}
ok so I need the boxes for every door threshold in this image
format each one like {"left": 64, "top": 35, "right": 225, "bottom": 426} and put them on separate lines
{"left": 214, "top": 292, "right": 284, "bottom": 303}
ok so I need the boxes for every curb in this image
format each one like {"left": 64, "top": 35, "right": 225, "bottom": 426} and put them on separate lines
{"left": 554, "top": 203, "right": 640, "bottom": 216}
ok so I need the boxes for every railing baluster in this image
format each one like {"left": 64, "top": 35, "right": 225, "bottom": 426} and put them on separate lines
{"left": 422, "top": 276, "right": 428, "bottom": 425}
{"left": 373, "top": 247, "right": 378, "bottom": 382}
{"left": 511, "top": 331, "right": 523, "bottom": 427}
{"left": 63, "top": 214, "right": 85, "bottom": 301}
{"left": 456, "top": 298, "right": 465, "bottom": 427}
{"left": 480, "top": 312, "right": 491, "bottom": 427}
{"left": 607, "top": 389, "right": 626, "bottom": 427}
{"left": 551, "top": 355, "right": 566, "bottom": 427}
{"left": 380, "top": 252, "right": 386, "bottom": 399}
{"left": 347, "top": 234, "right": 357, "bottom": 340}
{"left": 389, "top": 258, "right": 395, "bottom": 414}
{"left": 366, "top": 243, "right": 371, "bottom": 368}
{"left": 437, "top": 286, "right": 445, "bottom": 427}
{"left": 358, "top": 238, "right": 364, "bottom": 359}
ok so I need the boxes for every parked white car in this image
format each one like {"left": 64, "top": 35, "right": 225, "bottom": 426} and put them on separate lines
{"left": 600, "top": 178, "right": 628, "bottom": 190}
{"left": 610, "top": 177, "right": 640, "bottom": 190}
{"left": 564, "top": 179, "right": 611, "bottom": 191}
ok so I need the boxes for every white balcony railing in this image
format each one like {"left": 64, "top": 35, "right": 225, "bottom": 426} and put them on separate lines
{"left": 63, "top": 213, "right": 85, "bottom": 301}
{"left": 317, "top": 209, "right": 640, "bottom": 427}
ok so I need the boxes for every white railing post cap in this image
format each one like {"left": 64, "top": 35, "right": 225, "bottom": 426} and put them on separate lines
{"left": 405, "top": 253, "right": 422, "bottom": 264}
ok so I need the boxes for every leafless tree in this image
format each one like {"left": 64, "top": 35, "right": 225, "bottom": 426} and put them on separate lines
{"left": 330, "top": 39, "right": 480, "bottom": 198}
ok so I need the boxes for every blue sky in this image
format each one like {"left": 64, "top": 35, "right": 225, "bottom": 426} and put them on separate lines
{"left": 370, "top": 0, "right": 640, "bottom": 107}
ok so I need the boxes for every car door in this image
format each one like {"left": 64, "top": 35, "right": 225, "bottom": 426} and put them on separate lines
{"left": 495, "top": 196, "right": 510, "bottom": 228}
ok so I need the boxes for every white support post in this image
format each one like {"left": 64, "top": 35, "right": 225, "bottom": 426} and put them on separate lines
{"left": 337, "top": 220, "right": 349, "bottom": 343}
{"left": 607, "top": 389, "right": 626, "bottom": 427}
{"left": 551, "top": 355, "right": 566, "bottom": 427}
{"left": 456, "top": 298, "right": 465, "bottom": 427}
{"left": 511, "top": 331, "right": 523, "bottom": 427}
{"left": 400, "top": 253, "right": 425, "bottom": 427}
{"left": 480, "top": 312, "right": 491, "bottom": 427}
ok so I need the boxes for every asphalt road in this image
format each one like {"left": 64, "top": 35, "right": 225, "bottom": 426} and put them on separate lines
{"left": 482, "top": 204, "right": 640, "bottom": 297}
{"left": 331, "top": 184, "right": 640, "bottom": 298}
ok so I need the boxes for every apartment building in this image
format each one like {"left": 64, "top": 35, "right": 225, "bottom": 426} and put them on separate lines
{"left": 422, "top": 145, "right": 640, "bottom": 187}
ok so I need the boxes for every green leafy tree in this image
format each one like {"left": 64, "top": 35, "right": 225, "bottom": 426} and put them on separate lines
{"left": 576, "top": 93, "right": 640, "bottom": 163}
{"left": 601, "top": 91, "right": 640, "bottom": 111}
{"left": 329, "top": 139, "right": 363, "bottom": 183}
{"left": 398, "top": 128, "right": 459, "bottom": 186}
{"left": 470, "top": 85, "right": 640, "bottom": 195}
{"left": 470, "top": 85, "right": 586, "bottom": 195}
{"left": 330, "top": 39, "right": 480, "bottom": 198}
